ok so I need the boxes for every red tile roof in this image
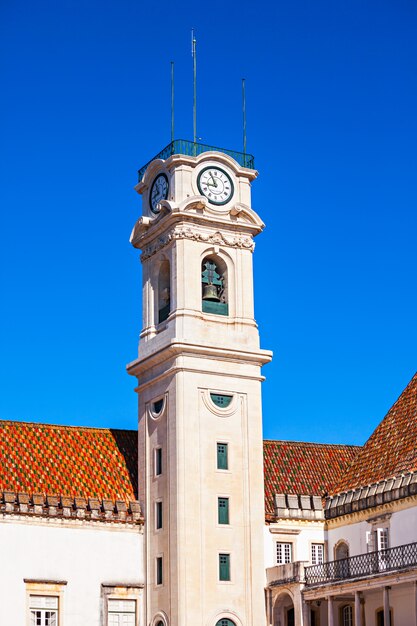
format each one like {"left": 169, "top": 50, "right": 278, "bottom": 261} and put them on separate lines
{"left": 263, "top": 440, "right": 359, "bottom": 518}
{"left": 334, "top": 372, "right": 417, "bottom": 494}
{"left": 0, "top": 421, "right": 137, "bottom": 503}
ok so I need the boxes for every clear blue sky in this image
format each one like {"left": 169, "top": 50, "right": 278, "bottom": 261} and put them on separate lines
{"left": 1, "top": 0, "right": 416, "bottom": 445}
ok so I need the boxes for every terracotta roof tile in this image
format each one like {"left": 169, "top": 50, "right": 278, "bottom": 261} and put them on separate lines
{"left": 334, "top": 372, "right": 417, "bottom": 493}
{"left": 263, "top": 440, "right": 359, "bottom": 517}
{"left": 0, "top": 421, "right": 137, "bottom": 503}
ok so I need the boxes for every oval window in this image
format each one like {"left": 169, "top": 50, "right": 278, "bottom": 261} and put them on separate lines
{"left": 216, "top": 620, "right": 236, "bottom": 626}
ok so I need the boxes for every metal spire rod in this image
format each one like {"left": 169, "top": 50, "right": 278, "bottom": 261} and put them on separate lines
{"left": 192, "top": 29, "right": 197, "bottom": 147}
{"left": 171, "top": 61, "right": 175, "bottom": 143}
{"left": 242, "top": 78, "right": 247, "bottom": 156}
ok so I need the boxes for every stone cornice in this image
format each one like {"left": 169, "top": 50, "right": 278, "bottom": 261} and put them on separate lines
{"left": 140, "top": 225, "right": 255, "bottom": 262}
{"left": 1, "top": 491, "right": 143, "bottom": 525}
{"left": 127, "top": 340, "right": 272, "bottom": 379}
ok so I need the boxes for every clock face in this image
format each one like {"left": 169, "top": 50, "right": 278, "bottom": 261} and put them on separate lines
{"left": 197, "top": 166, "right": 234, "bottom": 205}
{"left": 149, "top": 173, "right": 169, "bottom": 214}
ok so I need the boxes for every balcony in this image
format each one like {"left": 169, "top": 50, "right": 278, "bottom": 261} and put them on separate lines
{"left": 305, "top": 541, "right": 417, "bottom": 586}
{"left": 137, "top": 139, "right": 255, "bottom": 181}
{"left": 267, "top": 561, "right": 308, "bottom": 587}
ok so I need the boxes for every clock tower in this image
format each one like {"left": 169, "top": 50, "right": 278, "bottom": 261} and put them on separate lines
{"left": 127, "top": 141, "right": 272, "bottom": 626}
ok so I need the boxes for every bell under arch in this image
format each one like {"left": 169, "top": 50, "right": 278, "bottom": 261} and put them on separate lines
{"left": 201, "top": 254, "right": 228, "bottom": 316}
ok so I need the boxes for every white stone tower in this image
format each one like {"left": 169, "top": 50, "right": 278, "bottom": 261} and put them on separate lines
{"left": 127, "top": 143, "right": 272, "bottom": 626}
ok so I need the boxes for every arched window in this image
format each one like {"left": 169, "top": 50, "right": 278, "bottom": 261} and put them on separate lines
{"left": 215, "top": 620, "right": 235, "bottom": 626}
{"left": 335, "top": 541, "right": 349, "bottom": 560}
{"left": 158, "top": 260, "right": 170, "bottom": 323}
{"left": 376, "top": 608, "right": 392, "bottom": 626}
{"left": 335, "top": 540, "right": 350, "bottom": 579}
{"left": 341, "top": 605, "right": 353, "bottom": 626}
{"left": 201, "top": 256, "right": 228, "bottom": 316}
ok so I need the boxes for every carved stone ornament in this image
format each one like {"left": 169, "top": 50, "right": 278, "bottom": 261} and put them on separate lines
{"left": 141, "top": 227, "right": 254, "bottom": 261}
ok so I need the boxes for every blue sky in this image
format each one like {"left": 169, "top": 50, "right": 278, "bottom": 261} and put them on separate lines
{"left": 1, "top": 0, "right": 416, "bottom": 444}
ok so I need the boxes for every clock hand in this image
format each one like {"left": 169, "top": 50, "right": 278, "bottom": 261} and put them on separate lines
{"left": 209, "top": 171, "right": 218, "bottom": 187}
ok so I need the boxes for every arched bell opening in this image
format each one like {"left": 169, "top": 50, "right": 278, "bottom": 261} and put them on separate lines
{"left": 158, "top": 259, "right": 171, "bottom": 323}
{"left": 201, "top": 255, "right": 228, "bottom": 316}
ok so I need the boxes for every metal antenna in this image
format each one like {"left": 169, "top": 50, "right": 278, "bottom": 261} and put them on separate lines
{"left": 242, "top": 78, "right": 247, "bottom": 158}
{"left": 192, "top": 29, "right": 197, "bottom": 149}
{"left": 171, "top": 61, "right": 175, "bottom": 143}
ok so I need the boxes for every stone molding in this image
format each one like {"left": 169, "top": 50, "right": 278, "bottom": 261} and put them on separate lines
{"left": 1, "top": 490, "right": 142, "bottom": 524}
{"left": 325, "top": 470, "right": 417, "bottom": 519}
{"left": 141, "top": 225, "right": 254, "bottom": 261}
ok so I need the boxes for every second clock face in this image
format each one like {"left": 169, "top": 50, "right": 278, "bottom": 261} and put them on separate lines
{"left": 197, "top": 166, "right": 234, "bottom": 205}
{"left": 150, "top": 173, "right": 169, "bottom": 214}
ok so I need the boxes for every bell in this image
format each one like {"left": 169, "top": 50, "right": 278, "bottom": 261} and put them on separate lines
{"left": 202, "top": 283, "right": 220, "bottom": 302}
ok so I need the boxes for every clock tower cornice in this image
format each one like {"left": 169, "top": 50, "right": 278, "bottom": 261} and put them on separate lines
{"left": 130, "top": 198, "right": 265, "bottom": 253}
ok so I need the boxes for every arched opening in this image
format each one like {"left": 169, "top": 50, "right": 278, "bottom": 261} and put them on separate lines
{"left": 158, "top": 260, "right": 171, "bottom": 323}
{"left": 201, "top": 255, "right": 228, "bottom": 316}
{"left": 273, "top": 592, "right": 294, "bottom": 626}
{"left": 215, "top": 620, "right": 236, "bottom": 626}
{"left": 335, "top": 541, "right": 350, "bottom": 579}
{"left": 335, "top": 541, "right": 349, "bottom": 560}
{"left": 376, "top": 608, "right": 392, "bottom": 626}
{"left": 340, "top": 605, "right": 353, "bottom": 626}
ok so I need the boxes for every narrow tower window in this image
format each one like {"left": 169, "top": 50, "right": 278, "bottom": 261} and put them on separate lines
{"left": 155, "top": 447, "right": 162, "bottom": 476}
{"left": 156, "top": 501, "right": 163, "bottom": 529}
{"left": 218, "top": 497, "right": 229, "bottom": 524}
{"left": 201, "top": 256, "right": 228, "bottom": 316}
{"left": 219, "top": 553, "right": 230, "bottom": 581}
{"left": 158, "top": 260, "right": 170, "bottom": 323}
{"left": 217, "top": 443, "right": 228, "bottom": 470}
{"left": 156, "top": 557, "right": 163, "bottom": 585}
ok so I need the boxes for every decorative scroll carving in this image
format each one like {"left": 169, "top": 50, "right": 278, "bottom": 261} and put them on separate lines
{"left": 141, "top": 227, "right": 254, "bottom": 261}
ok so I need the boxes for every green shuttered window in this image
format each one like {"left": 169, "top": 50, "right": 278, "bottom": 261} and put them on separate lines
{"left": 218, "top": 497, "right": 229, "bottom": 524}
{"left": 217, "top": 443, "right": 228, "bottom": 470}
{"left": 219, "top": 553, "right": 230, "bottom": 581}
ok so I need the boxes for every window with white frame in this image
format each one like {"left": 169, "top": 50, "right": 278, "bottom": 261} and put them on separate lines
{"left": 366, "top": 527, "right": 389, "bottom": 552}
{"left": 30, "top": 595, "right": 58, "bottom": 626}
{"left": 311, "top": 543, "right": 324, "bottom": 565}
{"left": 276, "top": 542, "right": 292, "bottom": 564}
{"left": 108, "top": 599, "right": 136, "bottom": 625}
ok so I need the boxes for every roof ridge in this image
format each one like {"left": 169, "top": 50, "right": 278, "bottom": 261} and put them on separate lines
{"left": 0, "top": 419, "right": 137, "bottom": 434}
{"left": 263, "top": 439, "right": 361, "bottom": 449}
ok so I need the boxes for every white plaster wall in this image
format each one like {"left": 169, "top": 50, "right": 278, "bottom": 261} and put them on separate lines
{"left": 0, "top": 517, "right": 143, "bottom": 624}
{"left": 327, "top": 503, "right": 417, "bottom": 559}
{"left": 264, "top": 522, "right": 326, "bottom": 569}
{"left": 390, "top": 505, "right": 417, "bottom": 545}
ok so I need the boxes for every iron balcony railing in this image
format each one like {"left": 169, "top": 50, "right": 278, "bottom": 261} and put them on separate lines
{"left": 137, "top": 139, "right": 255, "bottom": 181}
{"left": 305, "top": 542, "right": 417, "bottom": 586}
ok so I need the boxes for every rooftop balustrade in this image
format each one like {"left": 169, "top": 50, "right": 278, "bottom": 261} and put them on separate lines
{"left": 137, "top": 139, "right": 255, "bottom": 181}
